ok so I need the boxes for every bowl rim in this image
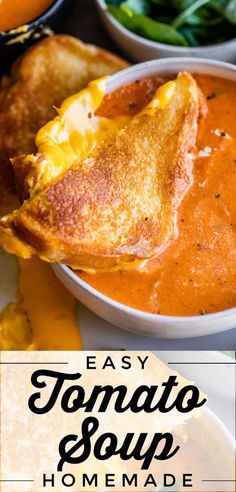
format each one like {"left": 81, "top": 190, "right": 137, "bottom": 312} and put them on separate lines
{"left": 95, "top": 0, "right": 236, "bottom": 52}
{"left": 55, "top": 56, "right": 236, "bottom": 324}
{"left": 55, "top": 263, "right": 236, "bottom": 323}
{"left": 0, "top": 0, "right": 65, "bottom": 37}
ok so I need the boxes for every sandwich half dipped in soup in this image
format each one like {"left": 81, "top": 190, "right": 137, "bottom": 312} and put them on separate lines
{"left": 0, "top": 67, "right": 235, "bottom": 317}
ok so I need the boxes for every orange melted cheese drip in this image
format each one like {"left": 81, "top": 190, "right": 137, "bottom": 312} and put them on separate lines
{"left": 19, "top": 258, "right": 83, "bottom": 350}
{"left": 0, "top": 302, "right": 32, "bottom": 350}
{"left": 0, "top": 258, "right": 82, "bottom": 350}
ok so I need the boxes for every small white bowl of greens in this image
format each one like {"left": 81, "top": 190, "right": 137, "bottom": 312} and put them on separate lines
{"left": 96, "top": 0, "right": 236, "bottom": 62}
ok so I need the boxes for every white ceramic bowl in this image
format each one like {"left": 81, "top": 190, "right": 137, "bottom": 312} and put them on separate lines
{"left": 53, "top": 58, "right": 236, "bottom": 339}
{"left": 95, "top": 0, "right": 236, "bottom": 63}
{"left": 177, "top": 406, "right": 235, "bottom": 489}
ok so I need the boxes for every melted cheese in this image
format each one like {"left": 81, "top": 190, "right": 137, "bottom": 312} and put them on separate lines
{"left": 19, "top": 257, "right": 83, "bottom": 350}
{"left": 0, "top": 302, "right": 33, "bottom": 350}
{"left": 24, "top": 76, "right": 130, "bottom": 196}
{"left": 0, "top": 257, "right": 82, "bottom": 351}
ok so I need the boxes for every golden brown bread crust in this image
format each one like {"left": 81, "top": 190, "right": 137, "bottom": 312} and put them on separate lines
{"left": 0, "top": 35, "right": 128, "bottom": 159}
{"left": 0, "top": 35, "right": 128, "bottom": 213}
{"left": 0, "top": 73, "right": 201, "bottom": 271}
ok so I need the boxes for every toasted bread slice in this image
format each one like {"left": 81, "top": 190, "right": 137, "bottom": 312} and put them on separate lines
{"left": 0, "top": 34, "right": 128, "bottom": 160}
{"left": 0, "top": 73, "right": 201, "bottom": 271}
{"left": 0, "top": 35, "right": 128, "bottom": 214}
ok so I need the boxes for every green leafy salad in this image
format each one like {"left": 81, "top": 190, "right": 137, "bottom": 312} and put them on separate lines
{"left": 105, "top": 0, "right": 236, "bottom": 47}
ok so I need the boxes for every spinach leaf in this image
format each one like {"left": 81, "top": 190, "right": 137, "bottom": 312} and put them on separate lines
{"left": 172, "top": 0, "right": 212, "bottom": 28}
{"left": 120, "top": 0, "right": 150, "bottom": 15}
{"left": 107, "top": 5, "right": 189, "bottom": 45}
{"left": 184, "top": 12, "right": 223, "bottom": 25}
{"left": 171, "top": 0, "right": 197, "bottom": 11}
{"left": 150, "top": 0, "right": 171, "bottom": 4}
{"left": 180, "top": 25, "right": 200, "bottom": 43}
{"left": 106, "top": 0, "right": 122, "bottom": 5}
{"left": 188, "top": 22, "right": 232, "bottom": 43}
{"left": 212, "top": 0, "right": 236, "bottom": 24}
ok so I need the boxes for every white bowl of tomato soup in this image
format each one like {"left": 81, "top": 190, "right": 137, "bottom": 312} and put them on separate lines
{"left": 53, "top": 58, "right": 236, "bottom": 338}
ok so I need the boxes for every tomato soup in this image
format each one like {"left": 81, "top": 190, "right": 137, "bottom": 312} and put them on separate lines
{"left": 0, "top": 0, "right": 54, "bottom": 32}
{"left": 78, "top": 74, "right": 236, "bottom": 317}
